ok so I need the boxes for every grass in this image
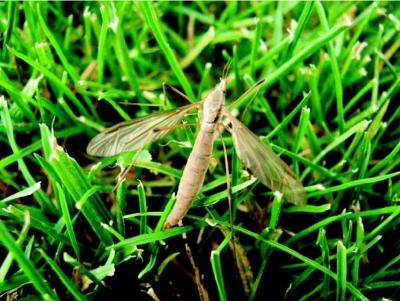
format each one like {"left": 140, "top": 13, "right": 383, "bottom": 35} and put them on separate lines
{"left": 0, "top": 1, "right": 400, "bottom": 300}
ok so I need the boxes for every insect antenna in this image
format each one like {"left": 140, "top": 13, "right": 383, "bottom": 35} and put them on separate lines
{"left": 221, "top": 60, "right": 232, "bottom": 80}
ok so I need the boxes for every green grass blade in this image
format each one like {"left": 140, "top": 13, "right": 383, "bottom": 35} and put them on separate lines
{"left": 0, "top": 220, "right": 59, "bottom": 301}
{"left": 210, "top": 233, "right": 231, "bottom": 301}
{"left": 38, "top": 249, "right": 88, "bottom": 301}
{"left": 54, "top": 182, "right": 80, "bottom": 260}
{"left": 140, "top": 2, "right": 195, "bottom": 99}
{"left": 336, "top": 240, "right": 347, "bottom": 301}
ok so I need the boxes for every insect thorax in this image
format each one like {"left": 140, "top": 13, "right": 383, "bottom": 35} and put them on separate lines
{"left": 202, "top": 81, "right": 226, "bottom": 125}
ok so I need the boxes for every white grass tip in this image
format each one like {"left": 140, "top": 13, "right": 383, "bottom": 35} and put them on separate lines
{"left": 143, "top": 91, "right": 156, "bottom": 101}
{"left": 343, "top": 15, "right": 353, "bottom": 27}
{"left": 205, "top": 218, "right": 217, "bottom": 227}
{"left": 351, "top": 41, "right": 368, "bottom": 60}
{"left": 364, "top": 54, "right": 371, "bottom": 63}
{"left": 208, "top": 25, "right": 216, "bottom": 37}
{"left": 287, "top": 19, "right": 298, "bottom": 41}
{"left": 35, "top": 42, "right": 48, "bottom": 48}
{"left": 0, "top": 95, "right": 6, "bottom": 106}
{"left": 359, "top": 68, "right": 367, "bottom": 77}
{"left": 83, "top": 6, "right": 91, "bottom": 17}
{"left": 108, "top": 16, "right": 119, "bottom": 32}
{"left": 361, "top": 119, "right": 371, "bottom": 129}
{"left": 90, "top": 162, "right": 102, "bottom": 171}
{"left": 273, "top": 191, "right": 283, "bottom": 201}
{"left": 129, "top": 48, "right": 138, "bottom": 59}
{"left": 259, "top": 40, "right": 267, "bottom": 52}
{"left": 372, "top": 102, "right": 379, "bottom": 113}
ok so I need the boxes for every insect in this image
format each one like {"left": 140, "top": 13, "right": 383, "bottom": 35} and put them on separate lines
{"left": 87, "top": 78, "right": 306, "bottom": 229}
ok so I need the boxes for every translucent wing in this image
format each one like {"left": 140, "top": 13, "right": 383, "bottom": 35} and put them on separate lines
{"left": 228, "top": 115, "right": 306, "bottom": 205}
{"left": 87, "top": 103, "right": 198, "bottom": 157}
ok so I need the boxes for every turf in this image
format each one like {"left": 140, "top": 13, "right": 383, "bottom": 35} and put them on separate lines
{"left": 0, "top": 2, "right": 400, "bottom": 301}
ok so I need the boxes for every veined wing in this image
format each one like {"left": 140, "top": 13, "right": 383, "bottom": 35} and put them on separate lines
{"left": 228, "top": 115, "right": 306, "bottom": 205}
{"left": 87, "top": 103, "right": 198, "bottom": 157}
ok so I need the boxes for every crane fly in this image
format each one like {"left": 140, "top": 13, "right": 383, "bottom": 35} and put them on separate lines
{"left": 87, "top": 78, "right": 306, "bottom": 229}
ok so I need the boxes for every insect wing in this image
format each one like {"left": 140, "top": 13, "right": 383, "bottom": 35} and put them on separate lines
{"left": 229, "top": 116, "right": 306, "bottom": 205}
{"left": 87, "top": 103, "right": 198, "bottom": 157}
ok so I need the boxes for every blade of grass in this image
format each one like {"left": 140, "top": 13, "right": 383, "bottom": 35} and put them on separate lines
{"left": 38, "top": 249, "right": 88, "bottom": 301}
{"left": 0, "top": 96, "right": 54, "bottom": 213}
{"left": 102, "top": 3, "right": 143, "bottom": 101}
{"left": 233, "top": 224, "right": 368, "bottom": 301}
{"left": 47, "top": 132, "right": 113, "bottom": 245}
{"left": 210, "top": 232, "right": 231, "bottom": 301}
{"left": 315, "top": 1, "right": 344, "bottom": 132}
{"left": 0, "top": 211, "right": 30, "bottom": 282}
{"left": 140, "top": 2, "right": 195, "bottom": 99}
{"left": 0, "top": 220, "right": 59, "bottom": 301}
{"left": 249, "top": 18, "right": 262, "bottom": 78}
{"left": 54, "top": 182, "right": 80, "bottom": 261}
{"left": 137, "top": 180, "right": 148, "bottom": 235}
{"left": 36, "top": 5, "right": 99, "bottom": 119}
{"left": 336, "top": 240, "right": 347, "bottom": 301}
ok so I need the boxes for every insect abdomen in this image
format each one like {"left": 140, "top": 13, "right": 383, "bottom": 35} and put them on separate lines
{"left": 164, "top": 127, "right": 214, "bottom": 228}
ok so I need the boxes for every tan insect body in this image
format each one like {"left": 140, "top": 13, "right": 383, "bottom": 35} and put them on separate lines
{"left": 87, "top": 78, "right": 306, "bottom": 230}
{"left": 164, "top": 80, "right": 227, "bottom": 228}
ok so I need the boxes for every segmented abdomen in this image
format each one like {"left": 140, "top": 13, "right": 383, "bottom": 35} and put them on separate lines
{"left": 164, "top": 125, "right": 215, "bottom": 228}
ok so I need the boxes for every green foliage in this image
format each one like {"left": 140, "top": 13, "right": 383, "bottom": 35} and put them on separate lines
{"left": 0, "top": 1, "right": 399, "bottom": 300}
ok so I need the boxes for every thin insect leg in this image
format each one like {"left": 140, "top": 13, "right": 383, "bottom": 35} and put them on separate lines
{"left": 219, "top": 132, "right": 237, "bottom": 256}
{"left": 115, "top": 87, "right": 167, "bottom": 107}
{"left": 217, "top": 226, "right": 253, "bottom": 296}
{"left": 112, "top": 121, "right": 200, "bottom": 191}
{"left": 112, "top": 130, "right": 155, "bottom": 192}
{"left": 228, "top": 79, "right": 265, "bottom": 109}
{"left": 115, "top": 102, "right": 165, "bottom": 107}
{"left": 240, "top": 84, "right": 261, "bottom": 121}
{"left": 163, "top": 82, "right": 195, "bottom": 104}
{"left": 221, "top": 106, "right": 235, "bottom": 125}
{"left": 162, "top": 82, "right": 169, "bottom": 105}
{"left": 180, "top": 221, "right": 210, "bottom": 301}
{"left": 153, "top": 122, "right": 199, "bottom": 133}
{"left": 212, "top": 114, "right": 229, "bottom": 140}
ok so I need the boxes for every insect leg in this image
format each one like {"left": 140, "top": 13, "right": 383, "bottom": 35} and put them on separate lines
{"left": 163, "top": 82, "right": 195, "bottom": 104}
{"left": 228, "top": 79, "right": 265, "bottom": 109}
{"left": 113, "top": 130, "right": 155, "bottom": 192}
{"left": 219, "top": 131, "right": 235, "bottom": 236}
{"left": 181, "top": 227, "right": 210, "bottom": 300}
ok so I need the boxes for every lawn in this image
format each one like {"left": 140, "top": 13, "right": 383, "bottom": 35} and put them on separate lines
{"left": 0, "top": 2, "right": 399, "bottom": 301}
